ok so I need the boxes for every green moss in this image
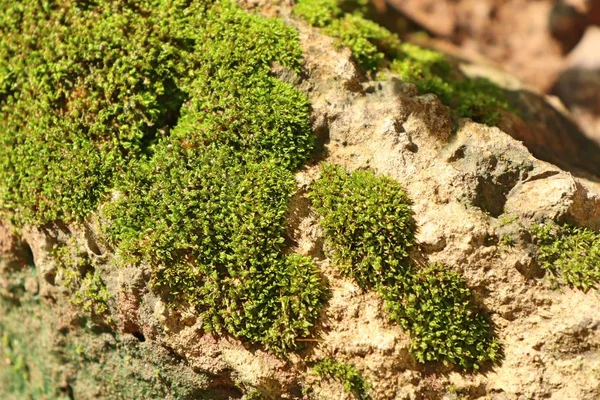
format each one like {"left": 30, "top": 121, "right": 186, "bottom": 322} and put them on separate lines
{"left": 1, "top": 331, "right": 60, "bottom": 400}
{"left": 0, "top": 0, "right": 313, "bottom": 226}
{"left": 243, "top": 388, "right": 265, "bottom": 400}
{"left": 453, "top": 78, "right": 509, "bottom": 126}
{"left": 293, "top": 0, "right": 510, "bottom": 125}
{"left": 0, "top": 266, "right": 218, "bottom": 399}
{"left": 308, "top": 163, "right": 415, "bottom": 288}
{"left": 53, "top": 243, "right": 111, "bottom": 318}
{"left": 390, "top": 44, "right": 510, "bottom": 127}
{"left": 391, "top": 43, "right": 456, "bottom": 102}
{"left": 0, "top": 0, "right": 192, "bottom": 225}
{"left": 295, "top": 0, "right": 401, "bottom": 72}
{"left": 383, "top": 264, "right": 501, "bottom": 370}
{"left": 1, "top": 0, "right": 328, "bottom": 354}
{"left": 294, "top": 0, "right": 342, "bottom": 27}
{"left": 313, "top": 358, "right": 371, "bottom": 399}
{"left": 72, "top": 272, "right": 111, "bottom": 316}
{"left": 101, "top": 1, "right": 326, "bottom": 353}
{"left": 533, "top": 223, "right": 600, "bottom": 292}
{"left": 323, "top": 14, "right": 402, "bottom": 72}
{"left": 310, "top": 164, "right": 500, "bottom": 370}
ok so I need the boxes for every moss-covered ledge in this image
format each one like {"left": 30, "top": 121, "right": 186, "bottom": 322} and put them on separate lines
{"left": 0, "top": 0, "right": 328, "bottom": 355}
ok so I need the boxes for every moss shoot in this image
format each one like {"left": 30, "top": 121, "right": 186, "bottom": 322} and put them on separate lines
{"left": 293, "top": 0, "right": 510, "bottom": 126}
{"left": 310, "top": 164, "right": 500, "bottom": 370}
{"left": 533, "top": 223, "right": 600, "bottom": 292}
{"left": 0, "top": 0, "right": 328, "bottom": 354}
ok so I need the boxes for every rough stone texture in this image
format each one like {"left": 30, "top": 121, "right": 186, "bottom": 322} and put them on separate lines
{"left": 288, "top": 13, "right": 600, "bottom": 399}
{"left": 383, "top": 0, "right": 600, "bottom": 174}
{"left": 2, "top": 3, "right": 600, "bottom": 400}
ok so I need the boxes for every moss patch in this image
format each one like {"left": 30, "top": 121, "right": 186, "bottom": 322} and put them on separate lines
{"left": 0, "top": 0, "right": 192, "bottom": 225}
{"left": 313, "top": 358, "right": 371, "bottom": 399}
{"left": 533, "top": 223, "right": 600, "bottom": 292}
{"left": 293, "top": 0, "right": 510, "bottom": 126}
{"left": 308, "top": 164, "right": 415, "bottom": 288}
{"left": 294, "top": 0, "right": 342, "bottom": 27}
{"left": 0, "top": 265, "right": 222, "bottom": 399}
{"left": 52, "top": 242, "right": 111, "bottom": 320}
{"left": 309, "top": 164, "right": 500, "bottom": 370}
{"left": 0, "top": 0, "right": 328, "bottom": 354}
{"left": 392, "top": 44, "right": 510, "bottom": 126}
{"left": 383, "top": 264, "right": 501, "bottom": 369}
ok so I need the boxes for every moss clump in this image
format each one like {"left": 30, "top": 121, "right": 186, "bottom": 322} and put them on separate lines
{"left": 533, "top": 223, "right": 600, "bottom": 292}
{"left": 383, "top": 265, "right": 501, "bottom": 369}
{"left": 391, "top": 43, "right": 455, "bottom": 100}
{"left": 310, "top": 164, "right": 500, "bottom": 370}
{"left": 0, "top": 0, "right": 315, "bottom": 226}
{"left": 0, "top": 0, "right": 192, "bottom": 225}
{"left": 293, "top": 0, "right": 510, "bottom": 126}
{"left": 392, "top": 44, "right": 510, "bottom": 126}
{"left": 308, "top": 163, "right": 415, "bottom": 288}
{"left": 323, "top": 14, "right": 402, "bottom": 72}
{"left": 103, "top": 1, "right": 327, "bottom": 353}
{"left": 313, "top": 358, "right": 371, "bottom": 399}
{"left": 295, "top": 0, "right": 401, "bottom": 72}
{"left": 294, "top": 0, "right": 342, "bottom": 27}
{"left": 1, "top": 0, "right": 328, "bottom": 354}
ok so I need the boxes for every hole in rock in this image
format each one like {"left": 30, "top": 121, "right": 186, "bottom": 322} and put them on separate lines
{"left": 132, "top": 331, "right": 146, "bottom": 343}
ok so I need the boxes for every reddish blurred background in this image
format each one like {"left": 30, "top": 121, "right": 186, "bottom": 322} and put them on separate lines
{"left": 368, "top": 0, "right": 600, "bottom": 145}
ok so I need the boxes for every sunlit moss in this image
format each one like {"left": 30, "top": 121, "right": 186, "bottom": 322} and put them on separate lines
{"left": 294, "top": 0, "right": 510, "bottom": 125}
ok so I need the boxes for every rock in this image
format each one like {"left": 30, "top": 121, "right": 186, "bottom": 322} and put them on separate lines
{"left": 461, "top": 62, "right": 600, "bottom": 179}
{"left": 549, "top": 2, "right": 588, "bottom": 53}
{"left": 504, "top": 168, "right": 600, "bottom": 230}
{"left": 293, "top": 17, "right": 600, "bottom": 398}
{"left": 2, "top": 1, "right": 600, "bottom": 399}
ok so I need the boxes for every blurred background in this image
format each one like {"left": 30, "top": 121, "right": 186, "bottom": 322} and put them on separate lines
{"left": 365, "top": 0, "right": 600, "bottom": 145}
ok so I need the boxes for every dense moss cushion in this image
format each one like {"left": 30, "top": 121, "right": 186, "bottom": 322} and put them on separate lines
{"left": 0, "top": 0, "right": 327, "bottom": 353}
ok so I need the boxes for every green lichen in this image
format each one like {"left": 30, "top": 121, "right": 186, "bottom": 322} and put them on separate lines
{"left": 0, "top": 0, "right": 328, "bottom": 354}
{"left": 532, "top": 223, "right": 600, "bottom": 292}
{"left": 293, "top": 0, "right": 510, "bottom": 126}
{"left": 313, "top": 358, "right": 371, "bottom": 399}
{"left": 310, "top": 164, "right": 500, "bottom": 370}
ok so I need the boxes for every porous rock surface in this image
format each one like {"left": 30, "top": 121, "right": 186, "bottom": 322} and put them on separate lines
{"left": 2, "top": 2, "right": 600, "bottom": 399}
